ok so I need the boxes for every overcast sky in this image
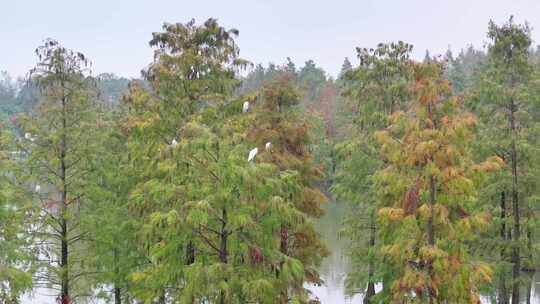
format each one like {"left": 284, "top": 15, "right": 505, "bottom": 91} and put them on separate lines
{"left": 2, "top": 0, "right": 540, "bottom": 78}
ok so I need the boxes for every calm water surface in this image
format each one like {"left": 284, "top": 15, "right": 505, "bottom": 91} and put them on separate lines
{"left": 310, "top": 200, "right": 540, "bottom": 304}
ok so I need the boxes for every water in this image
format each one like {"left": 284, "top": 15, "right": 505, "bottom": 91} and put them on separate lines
{"left": 308, "top": 200, "right": 362, "bottom": 303}
{"left": 310, "top": 200, "right": 540, "bottom": 304}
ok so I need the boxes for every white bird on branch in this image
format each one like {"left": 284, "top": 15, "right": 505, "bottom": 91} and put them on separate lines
{"left": 265, "top": 142, "right": 272, "bottom": 151}
{"left": 242, "top": 101, "right": 250, "bottom": 113}
{"left": 24, "top": 132, "right": 37, "bottom": 142}
{"left": 247, "top": 147, "right": 258, "bottom": 161}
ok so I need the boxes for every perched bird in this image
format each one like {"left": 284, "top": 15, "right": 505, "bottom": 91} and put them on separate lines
{"left": 265, "top": 142, "right": 272, "bottom": 151}
{"left": 242, "top": 101, "right": 250, "bottom": 113}
{"left": 171, "top": 139, "right": 178, "bottom": 147}
{"left": 25, "top": 132, "right": 32, "bottom": 140}
{"left": 35, "top": 184, "right": 41, "bottom": 193}
{"left": 248, "top": 147, "right": 258, "bottom": 161}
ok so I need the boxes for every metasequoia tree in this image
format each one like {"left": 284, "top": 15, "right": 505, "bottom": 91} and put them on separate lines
{"left": 375, "top": 62, "right": 502, "bottom": 303}
{"left": 332, "top": 41, "right": 413, "bottom": 302}
{"left": 84, "top": 108, "right": 143, "bottom": 304}
{"left": 19, "top": 39, "right": 100, "bottom": 304}
{"left": 246, "top": 75, "right": 329, "bottom": 302}
{"left": 124, "top": 19, "right": 313, "bottom": 304}
{"left": 469, "top": 17, "right": 538, "bottom": 303}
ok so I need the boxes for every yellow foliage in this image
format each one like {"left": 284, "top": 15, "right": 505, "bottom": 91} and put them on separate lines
{"left": 390, "top": 111, "right": 405, "bottom": 124}
{"left": 374, "top": 130, "right": 390, "bottom": 145}
{"left": 473, "top": 262, "right": 493, "bottom": 283}
{"left": 378, "top": 207, "right": 405, "bottom": 221}
{"left": 419, "top": 245, "right": 448, "bottom": 261}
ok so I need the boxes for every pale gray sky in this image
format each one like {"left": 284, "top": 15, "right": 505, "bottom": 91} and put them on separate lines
{"left": 1, "top": 0, "right": 540, "bottom": 78}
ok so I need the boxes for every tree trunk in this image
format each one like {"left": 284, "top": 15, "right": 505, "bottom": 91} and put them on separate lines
{"left": 364, "top": 216, "right": 376, "bottom": 304}
{"left": 157, "top": 293, "right": 165, "bottom": 304}
{"left": 525, "top": 270, "right": 533, "bottom": 304}
{"left": 114, "top": 248, "right": 121, "bottom": 304}
{"left": 525, "top": 227, "right": 533, "bottom": 304}
{"left": 185, "top": 240, "right": 195, "bottom": 265}
{"left": 114, "top": 286, "right": 121, "bottom": 304}
{"left": 60, "top": 92, "right": 70, "bottom": 304}
{"left": 499, "top": 191, "right": 509, "bottom": 304}
{"left": 219, "top": 208, "right": 228, "bottom": 264}
{"left": 509, "top": 99, "right": 520, "bottom": 304}
{"left": 279, "top": 225, "right": 289, "bottom": 304}
{"left": 219, "top": 207, "right": 228, "bottom": 304}
{"left": 364, "top": 282, "right": 375, "bottom": 304}
{"left": 427, "top": 175, "right": 436, "bottom": 304}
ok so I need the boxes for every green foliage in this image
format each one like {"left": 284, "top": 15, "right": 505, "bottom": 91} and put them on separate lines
{"left": 0, "top": 127, "right": 33, "bottom": 303}
{"left": 19, "top": 39, "right": 102, "bottom": 302}
{"left": 121, "top": 19, "right": 327, "bottom": 304}
{"left": 465, "top": 17, "right": 540, "bottom": 303}
{"left": 82, "top": 107, "right": 144, "bottom": 303}
{"left": 247, "top": 76, "right": 329, "bottom": 298}
{"left": 332, "top": 41, "right": 413, "bottom": 300}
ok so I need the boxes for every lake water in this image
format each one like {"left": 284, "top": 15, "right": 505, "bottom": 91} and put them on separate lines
{"left": 310, "top": 200, "right": 540, "bottom": 304}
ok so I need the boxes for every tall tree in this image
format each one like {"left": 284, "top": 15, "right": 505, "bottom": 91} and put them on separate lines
{"left": 339, "top": 57, "right": 353, "bottom": 78}
{"left": 84, "top": 107, "right": 143, "bottom": 304}
{"left": 445, "top": 45, "right": 486, "bottom": 94}
{"left": 375, "top": 61, "right": 501, "bottom": 303}
{"left": 124, "top": 19, "right": 312, "bottom": 303}
{"left": 247, "top": 75, "right": 329, "bottom": 302}
{"left": 297, "top": 60, "right": 327, "bottom": 106}
{"left": 470, "top": 17, "right": 537, "bottom": 304}
{"left": 19, "top": 39, "right": 100, "bottom": 304}
{"left": 332, "top": 41, "right": 413, "bottom": 303}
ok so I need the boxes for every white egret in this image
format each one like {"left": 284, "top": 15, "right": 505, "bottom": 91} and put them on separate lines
{"left": 248, "top": 147, "right": 258, "bottom": 161}
{"left": 265, "top": 142, "right": 272, "bottom": 150}
{"left": 35, "top": 184, "right": 41, "bottom": 193}
{"left": 171, "top": 139, "right": 178, "bottom": 147}
{"left": 242, "top": 101, "right": 250, "bottom": 113}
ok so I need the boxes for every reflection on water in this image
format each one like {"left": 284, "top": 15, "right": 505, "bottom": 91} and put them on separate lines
{"left": 309, "top": 200, "right": 362, "bottom": 303}
{"left": 310, "top": 200, "right": 540, "bottom": 304}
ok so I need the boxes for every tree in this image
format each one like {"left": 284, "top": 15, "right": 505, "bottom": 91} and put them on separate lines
{"left": 124, "top": 19, "right": 311, "bottom": 303}
{"left": 19, "top": 39, "right": 101, "bottom": 304}
{"left": 247, "top": 75, "right": 329, "bottom": 302}
{"left": 332, "top": 41, "right": 413, "bottom": 303}
{"left": 84, "top": 107, "right": 143, "bottom": 304}
{"left": 375, "top": 62, "right": 502, "bottom": 303}
{"left": 445, "top": 45, "right": 486, "bottom": 94}
{"left": 339, "top": 57, "right": 352, "bottom": 78}
{"left": 297, "top": 60, "right": 327, "bottom": 106}
{"left": 469, "top": 17, "right": 537, "bottom": 304}
{"left": 0, "top": 126, "right": 33, "bottom": 303}
{"left": 122, "top": 18, "right": 246, "bottom": 302}
{"left": 95, "top": 73, "right": 130, "bottom": 105}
